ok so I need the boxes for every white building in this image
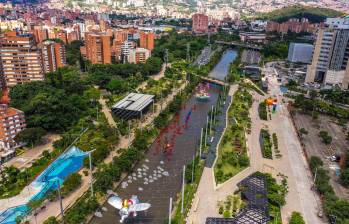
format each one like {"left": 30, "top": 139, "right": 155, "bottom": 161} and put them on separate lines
{"left": 121, "top": 40, "right": 135, "bottom": 63}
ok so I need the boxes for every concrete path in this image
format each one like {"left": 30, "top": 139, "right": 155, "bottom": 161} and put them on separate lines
{"left": 99, "top": 97, "right": 117, "bottom": 128}
{"left": 266, "top": 75, "right": 325, "bottom": 224}
{"left": 4, "top": 134, "right": 60, "bottom": 169}
{"left": 137, "top": 63, "right": 170, "bottom": 91}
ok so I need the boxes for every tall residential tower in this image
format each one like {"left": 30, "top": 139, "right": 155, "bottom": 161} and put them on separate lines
{"left": 0, "top": 31, "right": 44, "bottom": 87}
{"left": 305, "top": 17, "right": 349, "bottom": 88}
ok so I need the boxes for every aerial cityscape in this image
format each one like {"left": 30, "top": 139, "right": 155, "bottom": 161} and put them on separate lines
{"left": 0, "top": 0, "right": 349, "bottom": 224}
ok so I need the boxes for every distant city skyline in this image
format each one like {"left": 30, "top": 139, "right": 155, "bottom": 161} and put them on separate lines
{"left": 40, "top": 0, "right": 349, "bottom": 19}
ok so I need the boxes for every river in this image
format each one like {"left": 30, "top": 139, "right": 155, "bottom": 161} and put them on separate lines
{"left": 209, "top": 50, "right": 238, "bottom": 81}
{"left": 90, "top": 48, "right": 238, "bottom": 224}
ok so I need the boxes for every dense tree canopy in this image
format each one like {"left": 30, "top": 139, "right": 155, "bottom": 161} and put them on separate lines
{"left": 261, "top": 42, "right": 288, "bottom": 60}
{"left": 152, "top": 32, "right": 207, "bottom": 61}
{"left": 88, "top": 56, "right": 162, "bottom": 89}
{"left": 258, "top": 5, "right": 344, "bottom": 23}
{"left": 14, "top": 127, "right": 46, "bottom": 146}
{"left": 66, "top": 40, "right": 84, "bottom": 66}
{"left": 9, "top": 67, "right": 91, "bottom": 132}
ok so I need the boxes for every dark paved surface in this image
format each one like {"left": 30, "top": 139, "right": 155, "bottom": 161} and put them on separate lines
{"left": 205, "top": 95, "right": 231, "bottom": 168}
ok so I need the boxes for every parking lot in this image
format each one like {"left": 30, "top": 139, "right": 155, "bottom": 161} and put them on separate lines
{"left": 293, "top": 112, "right": 349, "bottom": 199}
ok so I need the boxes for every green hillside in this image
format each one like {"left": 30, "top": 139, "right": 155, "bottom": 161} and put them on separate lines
{"left": 258, "top": 5, "right": 345, "bottom": 23}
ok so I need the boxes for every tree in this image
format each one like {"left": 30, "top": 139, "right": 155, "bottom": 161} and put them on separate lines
{"left": 43, "top": 217, "right": 59, "bottom": 224}
{"left": 106, "top": 79, "right": 127, "bottom": 93}
{"left": 83, "top": 87, "right": 100, "bottom": 103}
{"left": 309, "top": 89, "right": 318, "bottom": 100}
{"left": 14, "top": 127, "right": 46, "bottom": 146}
{"left": 319, "top": 130, "right": 332, "bottom": 145}
{"left": 9, "top": 68, "right": 90, "bottom": 132}
{"left": 341, "top": 168, "right": 349, "bottom": 187}
{"left": 309, "top": 156, "right": 323, "bottom": 172}
{"left": 238, "top": 154, "right": 250, "bottom": 167}
{"left": 289, "top": 211, "right": 305, "bottom": 224}
{"left": 61, "top": 173, "right": 82, "bottom": 196}
{"left": 299, "top": 128, "right": 308, "bottom": 135}
{"left": 66, "top": 40, "right": 83, "bottom": 66}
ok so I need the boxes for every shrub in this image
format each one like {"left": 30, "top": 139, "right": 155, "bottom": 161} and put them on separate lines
{"left": 318, "top": 130, "right": 332, "bottom": 145}
{"left": 223, "top": 210, "right": 231, "bottom": 218}
{"left": 258, "top": 101, "right": 268, "bottom": 120}
{"left": 238, "top": 154, "right": 250, "bottom": 167}
{"left": 61, "top": 173, "right": 82, "bottom": 196}
{"left": 43, "top": 217, "right": 59, "bottom": 224}
{"left": 289, "top": 211, "right": 305, "bottom": 224}
{"left": 260, "top": 129, "right": 273, "bottom": 159}
{"left": 299, "top": 128, "right": 308, "bottom": 136}
{"left": 272, "top": 133, "right": 278, "bottom": 150}
{"left": 309, "top": 156, "right": 323, "bottom": 172}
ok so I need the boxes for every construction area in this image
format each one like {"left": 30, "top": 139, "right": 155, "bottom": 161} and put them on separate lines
{"left": 292, "top": 112, "right": 349, "bottom": 199}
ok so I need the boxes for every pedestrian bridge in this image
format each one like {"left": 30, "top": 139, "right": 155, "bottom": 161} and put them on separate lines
{"left": 200, "top": 76, "right": 227, "bottom": 86}
{"left": 215, "top": 41, "right": 262, "bottom": 51}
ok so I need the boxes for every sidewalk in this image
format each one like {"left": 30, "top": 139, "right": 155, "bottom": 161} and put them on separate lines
{"left": 4, "top": 134, "right": 60, "bottom": 169}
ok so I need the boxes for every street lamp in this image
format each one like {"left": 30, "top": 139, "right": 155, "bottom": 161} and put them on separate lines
{"left": 89, "top": 149, "right": 96, "bottom": 197}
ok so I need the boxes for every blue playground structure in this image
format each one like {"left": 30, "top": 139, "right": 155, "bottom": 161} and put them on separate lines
{"left": 0, "top": 146, "right": 89, "bottom": 224}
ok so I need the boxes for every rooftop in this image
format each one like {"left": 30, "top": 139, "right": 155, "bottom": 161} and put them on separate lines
{"left": 112, "top": 93, "right": 155, "bottom": 120}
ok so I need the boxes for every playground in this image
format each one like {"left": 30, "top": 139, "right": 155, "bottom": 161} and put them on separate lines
{"left": 0, "top": 146, "right": 89, "bottom": 224}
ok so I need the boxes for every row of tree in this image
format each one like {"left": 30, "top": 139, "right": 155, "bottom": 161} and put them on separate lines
{"left": 310, "top": 156, "right": 349, "bottom": 223}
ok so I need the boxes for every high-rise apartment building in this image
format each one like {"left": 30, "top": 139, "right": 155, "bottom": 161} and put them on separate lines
{"left": 305, "top": 17, "right": 349, "bottom": 88}
{"left": 0, "top": 104, "right": 26, "bottom": 151}
{"left": 0, "top": 31, "right": 44, "bottom": 87}
{"left": 40, "top": 40, "right": 66, "bottom": 73}
{"left": 139, "top": 32, "right": 154, "bottom": 51}
{"left": 84, "top": 32, "right": 111, "bottom": 64}
{"left": 128, "top": 48, "right": 151, "bottom": 64}
{"left": 192, "top": 13, "right": 209, "bottom": 34}
{"left": 31, "top": 25, "right": 49, "bottom": 43}
{"left": 114, "top": 30, "right": 128, "bottom": 43}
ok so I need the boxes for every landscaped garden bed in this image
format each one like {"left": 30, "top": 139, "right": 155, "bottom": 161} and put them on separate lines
{"left": 214, "top": 87, "right": 252, "bottom": 184}
{"left": 260, "top": 129, "right": 273, "bottom": 159}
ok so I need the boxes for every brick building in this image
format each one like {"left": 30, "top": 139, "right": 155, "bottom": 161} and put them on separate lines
{"left": 140, "top": 31, "right": 155, "bottom": 51}
{"left": 82, "top": 32, "right": 111, "bottom": 64}
{"left": 192, "top": 13, "right": 209, "bottom": 34}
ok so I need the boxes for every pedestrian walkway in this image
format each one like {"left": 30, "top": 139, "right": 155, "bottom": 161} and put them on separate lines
{"left": 4, "top": 134, "right": 60, "bottom": 169}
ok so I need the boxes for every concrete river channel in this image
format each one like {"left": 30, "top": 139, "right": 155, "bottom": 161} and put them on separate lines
{"left": 90, "top": 49, "right": 237, "bottom": 224}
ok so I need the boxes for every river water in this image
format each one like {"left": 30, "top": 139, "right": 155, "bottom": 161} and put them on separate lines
{"left": 90, "top": 49, "right": 237, "bottom": 224}
{"left": 209, "top": 50, "right": 238, "bottom": 81}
